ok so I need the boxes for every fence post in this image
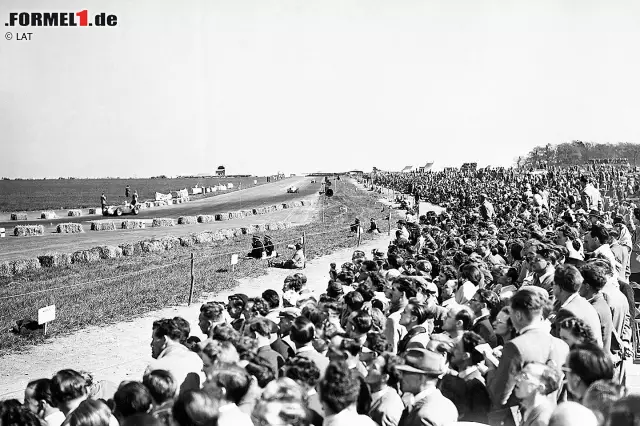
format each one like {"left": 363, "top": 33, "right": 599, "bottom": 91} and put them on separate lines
{"left": 322, "top": 196, "right": 325, "bottom": 223}
{"left": 357, "top": 226, "right": 361, "bottom": 247}
{"left": 188, "top": 253, "right": 195, "bottom": 306}
{"left": 387, "top": 206, "right": 391, "bottom": 236}
{"left": 302, "top": 231, "right": 307, "bottom": 269}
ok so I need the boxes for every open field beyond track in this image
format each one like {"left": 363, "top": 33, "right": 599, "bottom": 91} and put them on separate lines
{"left": 0, "top": 176, "right": 271, "bottom": 213}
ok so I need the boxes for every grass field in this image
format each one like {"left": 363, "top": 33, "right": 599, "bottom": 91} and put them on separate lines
{"left": 0, "top": 176, "right": 268, "bottom": 212}
{"left": 0, "top": 181, "right": 393, "bottom": 355}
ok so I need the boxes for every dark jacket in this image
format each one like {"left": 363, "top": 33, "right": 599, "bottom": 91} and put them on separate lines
{"left": 473, "top": 316, "right": 498, "bottom": 348}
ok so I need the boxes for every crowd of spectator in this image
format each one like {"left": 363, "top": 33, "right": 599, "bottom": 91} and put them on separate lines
{"left": 3, "top": 165, "right": 640, "bottom": 426}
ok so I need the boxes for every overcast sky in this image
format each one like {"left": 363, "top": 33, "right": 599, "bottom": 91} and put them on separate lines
{"left": 1, "top": 0, "right": 639, "bottom": 178}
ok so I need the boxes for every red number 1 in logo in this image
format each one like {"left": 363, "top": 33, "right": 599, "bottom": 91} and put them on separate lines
{"left": 76, "top": 9, "right": 88, "bottom": 26}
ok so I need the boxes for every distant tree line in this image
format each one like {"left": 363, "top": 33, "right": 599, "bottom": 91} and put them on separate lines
{"left": 515, "top": 141, "right": 640, "bottom": 169}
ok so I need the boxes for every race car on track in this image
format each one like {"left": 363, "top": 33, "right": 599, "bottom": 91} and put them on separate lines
{"left": 287, "top": 186, "right": 299, "bottom": 193}
{"left": 102, "top": 203, "right": 140, "bottom": 216}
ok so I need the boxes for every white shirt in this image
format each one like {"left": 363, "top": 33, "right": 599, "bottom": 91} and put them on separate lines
{"left": 44, "top": 410, "right": 65, "bottom": 426}
{"left": 560, "top": 292, "right": 579, "bottom": 310}
{"left": 218, "top": 403, "right": 253, "bottom": 426}
{"left": 323, "top": 405, "right": 377, "bottom": 426}
{"left": 145, "top": 342, "right": 204, "bottom": 393}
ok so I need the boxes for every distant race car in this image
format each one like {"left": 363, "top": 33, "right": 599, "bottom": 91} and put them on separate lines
{"left": 287, "top": 186, "right": 299, "bottom": 193}
{"left": 103, "top": 203, "right": 140, "bottom": 216}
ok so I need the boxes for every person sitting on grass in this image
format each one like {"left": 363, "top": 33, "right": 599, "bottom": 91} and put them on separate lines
{"left": 268, "top": 243, "right": 305, "bottom": 269}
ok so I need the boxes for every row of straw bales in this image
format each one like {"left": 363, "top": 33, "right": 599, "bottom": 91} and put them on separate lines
{"left": 0, "top": 220, "right": 293, "bottom": 277}
{"left": 14, "top": 225, "right": 45, "bottom": 236}
{"left": 57, "top": 223, "right": 84, "bottom": 233}
{"left": 10, "top": 213, "right": 27, "bottom": 221}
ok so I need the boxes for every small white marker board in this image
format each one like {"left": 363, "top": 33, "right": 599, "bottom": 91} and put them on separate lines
{"left": 38, "top": 304, "right": 56, "bottom": 335}
{"left": 230, "top": 254, "right": 238, "bottom": 265}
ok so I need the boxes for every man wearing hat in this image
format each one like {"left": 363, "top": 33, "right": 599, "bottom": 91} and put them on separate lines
{"left": 227, "top": 293, "right": 249, "bottom": 332}
{"left": 396, "top": 348, "right": 459, "bottom": 426}
{"left": 269, "top": 242, "right": 305, "bottom": 269}
{"left": 276, "top": 307, "right": 301, "bottom": 356}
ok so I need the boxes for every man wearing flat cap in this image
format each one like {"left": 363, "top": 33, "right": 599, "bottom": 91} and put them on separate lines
{"left": 396, "top": 348, "right": 459, "bottom": 426}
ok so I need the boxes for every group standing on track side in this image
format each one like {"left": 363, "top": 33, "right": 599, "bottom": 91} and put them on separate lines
{"left": 7, "top": 164, "right": 640, "bottom": 426}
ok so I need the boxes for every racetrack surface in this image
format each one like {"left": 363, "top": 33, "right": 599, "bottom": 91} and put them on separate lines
{"left": 0, "top": 177, "right": 321, "bottom": 262}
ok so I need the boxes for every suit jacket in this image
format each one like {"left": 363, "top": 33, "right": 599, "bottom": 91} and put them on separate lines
{"left": 553, "top": 294, "right": 603, "bottom": 347}
{"left": 487, "top": 325, "right": 569, "bottom": 411}
{"left": 296, "top": 346, "right": 329, "bottom": 377}
{"left": 398, "top": 388, "right": 458, "bottom": 426}
{"left": 522, "top": 398, "right": 556, "bottom": 426}
{"left": 473, "top": 316, "right": 498, "bottom": 348}
{"left": 257, "top": 345, "right": 285, "bottom": 377}
{"left": 369, "top": 387, "right": 404, "bottom": 426}
{"left": 271, "top": 337, "right": 295, "bottom": 361}
{"left": 589, "top": 292, "right": 613, "bottom": 354}
{"left": 459, "top": 372, "right": 491, "bottom": 424}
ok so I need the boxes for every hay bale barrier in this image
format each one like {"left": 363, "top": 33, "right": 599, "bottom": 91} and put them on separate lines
{"left": 41, "top": 211, "right": 57, "bottom": 219}
{"left": 90, "top": 221, "right": 117, "bottom": 231}
{"left": 72, "top": 248, "right": 101, "bottom": 264}
{"left": 68, "top": 209, "right": 82, "bottom": 217}
{"left": 241, "top": 226, "right": 255, "bottom": 235}
{"left": 88, "top": 208, "right": 99, "bottom": 215}
{"left": 140, "top": 240, "right": 165, "bottom": 253}
{"left": 152, "top": 218, "right": 175, "bottom": 227}
{"left": 215, "top": 213, "right": 230, "bottom": 221}
{"left": 241, "top": 209, "right": 254, "bottom": 217}
{"left": 119, "top": 242, "right": 141, "bottom": 257}
{"left": 96, "top": 245, "right": 122, "bottom": 259}
{"left": 197, "top": 215, "right": 216, "bottom": 224}
{"left": 178, "top": 216, "right": 197, "bottom": 225}
{"left": 10, "top": 213, "right": 27, "bottom": 221}
{"left": 38, "top": 253, "right": 72, "bottom": 268}
{"left": 158, "top": 236, "right": 180, "bottom": 251}
{"left": 179, "top": 235, "right": 196, "bottom": 247}
{"left": 194, "top": 232, "right": 214, "bottom": 244}
{"left": 56, "top": 223, "right": 84, "bottom": 234}
{"left": 0, "top": 261, "right": 11, "bottom": 277}
{"left": 11, "top": 258, "right": 41, "bottom": 275}
{"left": 282, "top": 203, "right": 290, "bottom": 209}
{"left": 14, "top": 225, "right": 45, "bottom": 237}
{"left": 121, "top": 220, "right": 145, "bottom": 230}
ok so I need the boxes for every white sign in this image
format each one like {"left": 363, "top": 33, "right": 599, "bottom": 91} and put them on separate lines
{"left": 254, "top": 179, "right": 257, "bottom": 185}
{"left": 0, "top": 228, "right": 5, "bottom": 238}
{"left": 230, "top": 254, "right": 238, "bottom": 265}
{"left": 38, "top": 305, "right": 56, "bottom": 325}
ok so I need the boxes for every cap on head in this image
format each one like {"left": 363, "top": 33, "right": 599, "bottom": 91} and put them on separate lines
{"left": 395, "top": 348, "right": 447, "bottom": 376}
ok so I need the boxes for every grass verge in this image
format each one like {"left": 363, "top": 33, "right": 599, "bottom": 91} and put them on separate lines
{"left": 0, "top": 180, "right": 394, "bottom": 355}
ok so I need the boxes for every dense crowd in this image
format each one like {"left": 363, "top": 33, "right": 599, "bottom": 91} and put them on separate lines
{"left": 3, "top": 165, "right": 640, "bottom": 426}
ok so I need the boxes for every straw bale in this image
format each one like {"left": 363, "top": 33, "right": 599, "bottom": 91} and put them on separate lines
{"left": 140, "top": 240, "right": 164, "bottom": 253}
{"left": 0, "top": 261, "right": 11, "bottom": 277}
{"left": 282, "top": 222, "right": 292, "bottom": 229}
{"left": 96, "top": 245, "right": 122, "bottom": 259}
{"left": 41, "top": 211, "right": 57, "bottom": 219}
{"left": 219, "top": 229, "right": 234, "bottom": 239}
{"left": 230, "top": 227, "right": 243, "bottom": 237}
{"left": 266, "top": 223, "right": 280, "bottom": 231}
{"left": 121, "top": 220, "right": 145, "bottom": 230}
{"left": 72, "top": 248, "right": 101, "bottom": 264}
{"left": 10, "top": 213, "right": 27, "bottom": 220}
{"left": 179, "top": 235, "right": 197, "bottom": 247}
{"left": 215, "top": 213, "right": 230, "bottom": 221}
{"left": 90, "top": 221, "right": 116, "bottom": 231}
{"left": 88, "top": 208, "right": 99, "bottom": 214}
{"left": 56, "top": 223, "right": 84, "bottom": 233}
{"left": 241, "top": 209, "right": 254, "bottom": 217}
{"left": 146, "top": 202, "right": 154, "bottom": 208}
{"left": 194, "top": 232, "right": 214, "bottom": 244}
{"left": 153, "top": 201, "right": 162, "bottom": 207}
{"left": 14, "top": 225, "right": 45, "bottom": 237}
{"left": 197, "top": 215, "right": 216, "bottom": 223}
{"left": 253, "top": 224, "right": 267, "bottom": 232}
{"left": 11, "top": 258, "right": 41, "bottom": 275}
{"left": 158, "top": 236, "right": 180, "bottom": 251}
{"left": 152, "top": 218, "right": 175, "bottom": 227}
{"left": 274, "top": 204, "right": 283, "bottom": 211}
{"left": 38, "top": 252, "right": 72, "bottom": 268}
{"left": 275, "top": 221, "right": 287, "bottom": 230}
{"left": 210, "top": 231, "right": 225, "bottom": 241}
{"left": 252, "top": 208, "right": 263, "bottom": 215}
{"left": 119, "top": 243, "right": 136, "bottom": 256}
{"left": 282, "top": 203, "right": 290, "bottom": 209}
{"left": 178, "top": 216, "right": 197, "bottom": 225}
{"left": 292, "top": 201, "right": 302, "bottom": 207}
{"left": 241, "top": 226, "right": 255, "bottom": 235}
{"left": 68, "top": 209, "right": 82, "bottom": 217}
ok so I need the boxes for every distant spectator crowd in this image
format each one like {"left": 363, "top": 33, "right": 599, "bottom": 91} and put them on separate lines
{"left": 4, "top": 165, "right": 640, "bottom": 426}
